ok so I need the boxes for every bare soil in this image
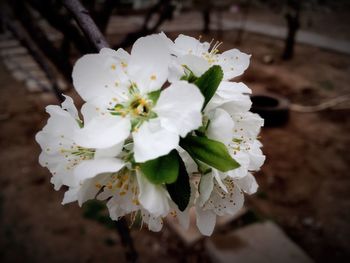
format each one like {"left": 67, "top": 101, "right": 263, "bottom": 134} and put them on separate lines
{"left": 1, "top": 29, "right": 350, "bottom": 263}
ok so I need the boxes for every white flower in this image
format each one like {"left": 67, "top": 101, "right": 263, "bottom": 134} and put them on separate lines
{"left": 72, "top": 33, "right": 204, "bottom": 162}
{"left": 78, "top": 165, "right": 173, "bottom": 231}
{"left": 169, "top": 34, "right": 251, "bottom": 81}
{"left": 36, "top": 96, "right": 125, "bottom": 191}
{"left": 205, "top": 109, "right": 265, "bottom": 178}
{"left": 195, "top": 171, "right": 258, "bottom": 236}
{"left": 35, "top": 32, "right": 266, "bottom": 236}
{"left": 203, "top": 79, "right": 265, "bottom": 178}
{"left": 193, "top": 94, "right": 265, "bottom": 235}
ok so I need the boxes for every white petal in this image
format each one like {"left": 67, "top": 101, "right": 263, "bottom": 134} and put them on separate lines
{"left": 62, "top": 188, "right": 79, "bottom": 205}
{"left": 77, "top": 173, "right": 111, "bottom": 206}
{"left": 218, "top": 81, "right": 252, "bottom": 94}
{"left": 61, "top": 95, "right": 78, "bottom": 119}
{"left": 141, "top": 210, "right": 164, "bottom": 232}
{"left": 248, "top": 140, "right": 266, "bottom": 171}
{"left": 94, "top": 142, "right": 124, "bottom": 159}
{"left": 195, "top": 206, "right": 216, "bottom": 236}
{"left": 235, "top": 173, "right": 258, "bottom": 194}
{"left": 133, "top": 119, "right": 179, "bottom": 162}
{"left": 74, "top": 115, "right": 130, "bottom": 149}
{"left": 107, "top": 197, "right": 130, "bottom": 220}
{"left": 154, "top": 81, "right": 204, "bottom": 137}
{"left": 207, "top": 108, "right": 234, "bottom": 145}
{"left": 72, "top": 51, "right": 122, "bottom": 101}
{"left": 74, "top": 158, "right": 124, "bottom": 184}
{"left": 223, "top": 183, "right": 245, "bottom": 215}
{"left": 50, "top": 174, "right": 63, "bottom": 191}
{"left": 128, "top": 33, "right": 171, "bottom": 93}
{"left": 176, "top": 209, "right": 190, "bottom": 230}
{"left": 213, "top": 169, "right": 228, "bottom": 193}
{"left": 103, "top": 47, "right": 130, "bottom": 63}
{"left": 81, "top": 102, "right": 101, "bottom": 124}
{"left": 136, "top": 170, "right": 170, "bottom": 217}
{"left": 173, "top": 34, "right": 210, "bottom": 56}
{"left": 218, "top": 49, "right": 251, "bottom": 80}
{"left": 227, "top": 151, "right": 250, "bottom": 179}
{"left": 198, "top": 173, "right": 214, "bottom": 206}
{"left": 178, "top": 147, "right": 198, "bottom": 174}
{"left": 205, "top": 82, "right": 252, "bottom": 114}
{"left": 174, "top": 55, "right": 210, "bottom": 78}
{"left": 168, "top": 59, "right": 185, "bottom": 83}
{"left": 232, "top": 112, "right": 264, "bottom": 140}
{"left": 43, "top": 105, "right": 79, "bottom": 138}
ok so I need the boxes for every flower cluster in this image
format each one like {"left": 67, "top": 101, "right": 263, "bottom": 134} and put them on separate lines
{"left": 36, "top": 33, "right": 265, "bottom": 235}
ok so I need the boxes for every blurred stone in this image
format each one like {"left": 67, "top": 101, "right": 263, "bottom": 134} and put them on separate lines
{"left": 0, "top": 47, "right": 27, "bottom": 56}
{"left": 262, "top": 54, "right": 274, "bottom": 64}
{"left": 205, "top": 221, "right": 314, "bottom": 263}
{"left": 0, "top": 39, "right": 20, "bottom": 49}
{"left": 26, "top": 79, "right": 42, "bottom": 92}
{"left": 302, "top": 217, "right": 315, "bottom": 227}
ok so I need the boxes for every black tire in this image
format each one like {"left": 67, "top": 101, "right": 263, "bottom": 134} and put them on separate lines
{"left": 250, "top": 92, "right": 290, "bottom": 127}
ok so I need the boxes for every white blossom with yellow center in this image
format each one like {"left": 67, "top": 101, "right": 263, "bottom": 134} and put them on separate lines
{"left": 169, "top": 34, "right": 251, "bottom": 82}
{"left": 36, "top": 96, "right": 125, "bottom": 191}
{"left": 72, "top": 33, "right": 204, "bottom": 162}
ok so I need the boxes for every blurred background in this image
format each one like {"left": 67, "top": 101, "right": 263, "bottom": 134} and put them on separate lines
{"left": 0, "top": 0, "right": 349, "bottom": 262}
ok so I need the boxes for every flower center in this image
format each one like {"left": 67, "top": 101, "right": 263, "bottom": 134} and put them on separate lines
{"left": 202, "top": 40, "right": 222, "bottom": 64}
{"left": 129, "top": 97, "right": 151, "bottom": 117}
{"left": 108, "top": 83, "right": 158, "bottom": 131}
{"left": 59, "top": 144, "right": 95, "bottom": 170}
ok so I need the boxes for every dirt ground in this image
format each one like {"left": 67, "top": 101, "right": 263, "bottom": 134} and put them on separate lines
{"left": 0, "top": 28, "right": 350, "bottom": 263}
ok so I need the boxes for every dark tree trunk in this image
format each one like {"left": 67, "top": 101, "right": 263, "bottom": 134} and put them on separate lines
{"left": 282, "top": 0, "right": 301, "bottom": 60}
{"left": 115, "top": 0, "right": 175, "bottom": 49}
{"left": 202, "top": 9, "right": 210, "bottom": 34}
{"left": 95, "top": 0, "right": 117, "bottom": 34}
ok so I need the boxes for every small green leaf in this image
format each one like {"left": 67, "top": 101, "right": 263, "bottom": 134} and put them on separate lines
{"left": 195, "top": 160, "right": 212, "bottom": 174}
{"left": 180, "top": 135, "right": 240, "bottom": 172}
{"left": 194, "top": 65, "right": 223, "bottom": 108}
{"left": 166, "top": 152, "right": 191, "bottom": 211}
{"left": 139, "top": 150, "right": 179, "bottom": 184}
{"left": 147, "top": 90, "right": 161, "bottom": 104}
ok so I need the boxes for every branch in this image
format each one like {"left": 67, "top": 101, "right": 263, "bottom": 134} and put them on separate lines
{"left": 62, "top": 0, "right": 109, "bottom": 51}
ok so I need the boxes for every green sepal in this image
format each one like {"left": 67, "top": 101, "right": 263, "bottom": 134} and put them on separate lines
{"left": 147, "top": 90, "right": 161, "bottom": 104}
{"left": 166, "top": 151, "right": 191, "bottom": 211}
{"left": 180, "top": 135, "right": 240, "bottom": 172}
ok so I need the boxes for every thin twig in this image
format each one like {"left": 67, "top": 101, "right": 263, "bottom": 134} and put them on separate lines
{"left": 290, "top": 95, "right": 350, "bottom": 113}
{"left": 62, "top": 0, "right": 110, "bottom": 51}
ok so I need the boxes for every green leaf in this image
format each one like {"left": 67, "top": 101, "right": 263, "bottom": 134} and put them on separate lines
{"left": 147, "top": 90, "right": 161, "bottom": 104}
{"left": 139, "top": 150, "right": 179, "bottom": 184}
{"left": 180, "top": 135, "right": 240, "bottom": 172}
{"left": 166, "top": 152, "right": 191, "bottom": 211}
{"left": 194, "top": 65, "right": 223, "bottom": 108}
{"left": 194, "top": 159, "right": 212, "bottom": 175}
